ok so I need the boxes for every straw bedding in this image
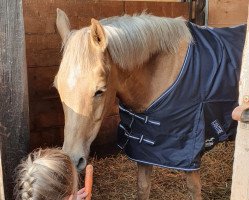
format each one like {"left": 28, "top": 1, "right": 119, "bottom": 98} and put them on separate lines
{"left": 86, "top": 141, "right": 234, "bottom": 200}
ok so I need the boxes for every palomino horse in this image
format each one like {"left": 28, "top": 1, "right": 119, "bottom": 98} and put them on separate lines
{"left": 55, "top": 9, "right": 246, "bottom": 200}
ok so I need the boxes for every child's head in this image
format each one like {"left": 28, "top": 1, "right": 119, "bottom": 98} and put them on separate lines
{"left": 15, "top": 148, "right": 78, "bottom": 200}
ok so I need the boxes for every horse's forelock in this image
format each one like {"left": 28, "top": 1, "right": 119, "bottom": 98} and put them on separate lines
{"left": 59, "top": 28, "right": 98, "bottom": 74}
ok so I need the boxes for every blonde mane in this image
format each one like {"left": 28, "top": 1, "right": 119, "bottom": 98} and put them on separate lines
{"left": 62, "top": 14, "right": 192, "bottom": 71}
{"left": 102, "top": 14, "right": 192, "bottom": 69}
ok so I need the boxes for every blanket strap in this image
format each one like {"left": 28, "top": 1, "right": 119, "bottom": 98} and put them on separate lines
{"left": 119, "top": 124, "right": 155, "bottom": 146}
{"left": 119, "top": 105, "right": 160, "bottom": 126}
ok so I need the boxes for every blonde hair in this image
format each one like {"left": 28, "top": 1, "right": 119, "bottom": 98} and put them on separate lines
{"left": 15, "top": 148, "right": 78, "bottom": 200}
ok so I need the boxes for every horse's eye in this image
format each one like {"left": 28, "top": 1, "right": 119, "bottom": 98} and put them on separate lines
{"left": 94, "top": 86, "right": 107, "bottom": 97}
{"left": 94, "top": 90, "right": 104, "bottom": 97}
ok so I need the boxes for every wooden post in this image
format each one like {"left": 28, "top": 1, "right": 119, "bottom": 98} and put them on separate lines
{"left": 0, "top": 0, "right": 29, "bottom": 199}
{"left": 193, "top": 0, "right": 206, "bottom": 25}
{"left": 230, "top": 7, "right": 249, "bottom": 200}
{"left": 0, "top": 142, "right": 5, "bottom": 200}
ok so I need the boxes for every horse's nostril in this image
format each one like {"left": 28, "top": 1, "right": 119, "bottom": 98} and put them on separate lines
{"left": 78, "top": 157, "right": 84, "bottom": 165}
{"left": 77, "top": 157, "right": 86, "bottom": 171}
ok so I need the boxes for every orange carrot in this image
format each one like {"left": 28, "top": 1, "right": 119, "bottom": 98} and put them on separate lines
{"left": 85, "top": 164, "right": 93, "bottom": 200}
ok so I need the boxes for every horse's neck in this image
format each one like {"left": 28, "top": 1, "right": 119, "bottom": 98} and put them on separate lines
{"left": 116, "top": 40, "right": 188, "bottom": 113}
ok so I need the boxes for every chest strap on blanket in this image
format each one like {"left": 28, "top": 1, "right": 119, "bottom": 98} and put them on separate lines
{"left": 119, "top": 124, "right": 155, "bottom": 145}
{"left": 119, "top": 105, "right": 160, "bottom": 126}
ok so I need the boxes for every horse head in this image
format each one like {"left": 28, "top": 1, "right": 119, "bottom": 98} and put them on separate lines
{"left": 55, "top": 9, "right": 117, "bottom": 170}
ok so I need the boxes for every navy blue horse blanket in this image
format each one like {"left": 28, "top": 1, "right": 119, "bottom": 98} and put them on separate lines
{"left": 117, "top": 22, "right": 246, "bottom": 171}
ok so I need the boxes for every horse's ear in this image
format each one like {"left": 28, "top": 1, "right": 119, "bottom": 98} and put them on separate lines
{"left": 56, "top": 8, "right": 71, "bottom": 45}
{"left": 90, "top": 18, "right": 107, "bottom": 51}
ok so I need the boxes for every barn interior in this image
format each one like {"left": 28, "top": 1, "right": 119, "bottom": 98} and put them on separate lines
{"left": 1, "top": 0, "right": 248, "bottom": 199}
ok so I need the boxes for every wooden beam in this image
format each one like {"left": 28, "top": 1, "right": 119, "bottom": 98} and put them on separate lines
{"left": 230, "top": 6, "right": 249, "bottom": 200}
{"left": 124, "top": 2, "right": 189, "bottom": 18}
{"left": 0, "top": 0, "right": 30, "bottom": 199}
{"left": 193, "top": 0, "right": 206, "bottom": 25}
{"left": 98, "top": 0, "right": 183, "bottom": 1}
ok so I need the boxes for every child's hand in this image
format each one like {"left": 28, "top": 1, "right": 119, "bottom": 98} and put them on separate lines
{"left": 77, "top": 188, "right": 88, "bottom": 200}
{"left": 68, "top": 188, "right": 88, "bottom": 200}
